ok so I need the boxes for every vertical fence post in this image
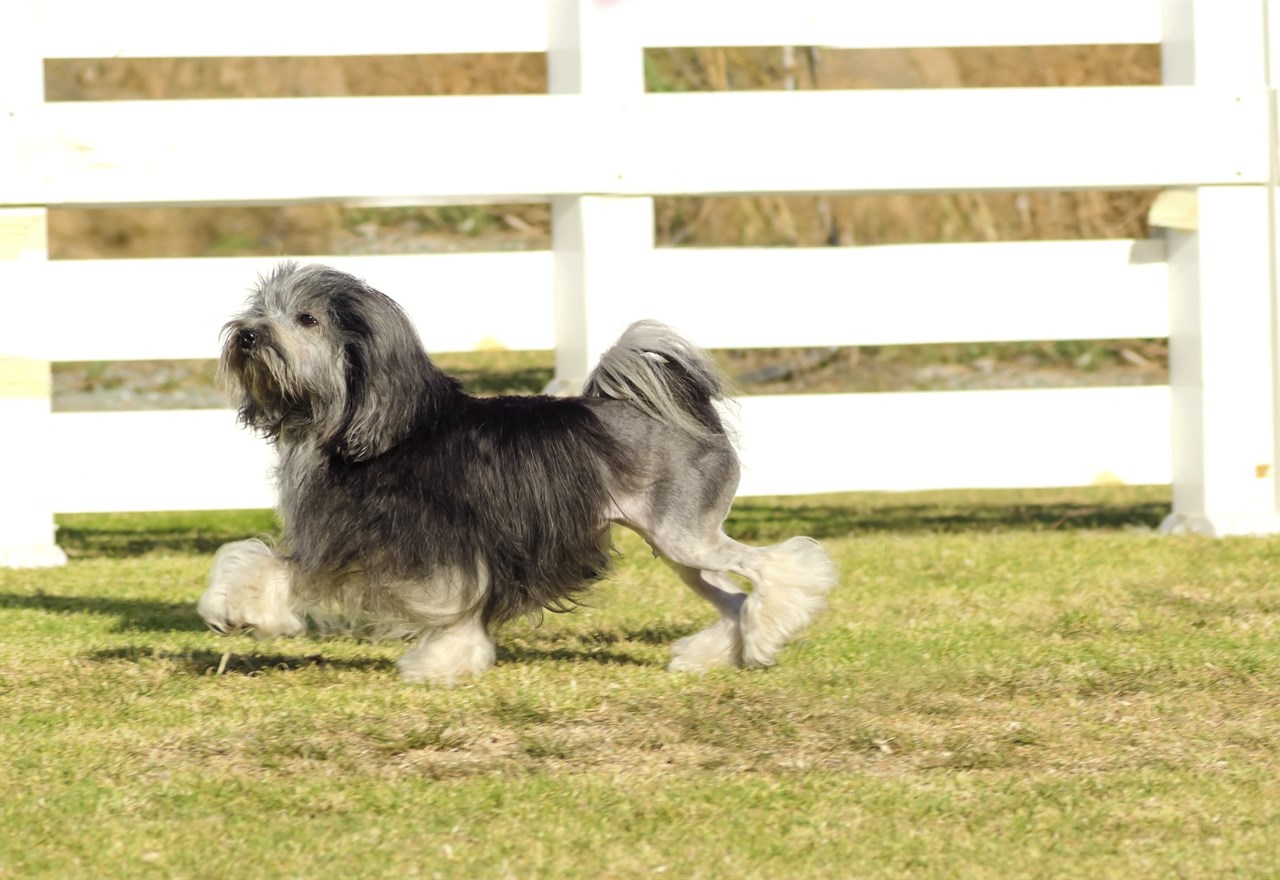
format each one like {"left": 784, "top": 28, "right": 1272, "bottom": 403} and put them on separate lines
{"left": 546, "top": 0, "right": 653, "bottom": 392}
{"left": 1158, "top": 0, "right": 1280, "bottom": 536}
{"left": 0, "top": 0, "right": 67, "bottom": 566}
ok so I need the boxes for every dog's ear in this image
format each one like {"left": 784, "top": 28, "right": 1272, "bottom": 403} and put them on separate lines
{"left": 327, "top": 281, "right": 456, "bottom": 461}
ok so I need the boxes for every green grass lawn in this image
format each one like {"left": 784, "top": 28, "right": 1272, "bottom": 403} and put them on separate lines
{"left": 1, "top": 487, "right": 1277, "bottom": 879}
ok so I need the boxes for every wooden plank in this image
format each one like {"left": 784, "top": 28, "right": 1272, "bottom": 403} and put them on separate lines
{"left": 36, "top": 0, "right": 1160, "bottom": 58}
{"left": 50, "top": 410, "right": 278, "bottom": 513}
{"left": 636, "top": 0, "right": 1161, "bottom": 49}
{"left": 37, "top": 0, "right": 548, "bottom": 58}
{"left": 730, "top": 387, "right": 1172, "bottom": 496}
{"left": 625, "top": 87, "right": 1267, "bottom": 195}
{"left": 48, "top": 387, "right": 1171, "bottom": 512}
{"left": 642, "top": 240, "right": 1169, "bottom": 349}
{"left": 2, "top": 253, "right": 554, "bottom": 361}
{"left": 1, "top": 87, "right": 1264, "bottom": 207}
{"left": 0, "top": 95, "right": 612, "bottom": 207}
{"left": 0, "top": 8, "right": 67, "bottom": 567}
{"left": 4, "top": 240, "right": 1167, "bottom": 362}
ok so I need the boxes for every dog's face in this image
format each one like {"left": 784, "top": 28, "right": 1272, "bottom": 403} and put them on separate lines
{"left": 220, "top": 262, "right": 439, "bottom": 460}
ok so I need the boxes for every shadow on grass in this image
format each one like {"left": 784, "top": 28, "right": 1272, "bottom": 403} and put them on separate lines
{"left": 497, "top": 644, "right": 653, "bottom": 668}
{"left": 58, "top": 530, "right": 231, "bottom": 558}
{"left": 55, "top": 488, "right": 1172, "bottom": 558}
{"left": 726, "top": 491, "right": 1171, "bottom": 542}
{"left": 90, "top": 643, "right": 653, "bottom": 674}
{"left": 57, "top": 509, "right": 279, "bottom": 560}
{"left": 619, "top": 624, "right": 696, "bottom": 646}
{"left": 453, "top": 366, "right": 553, "bottom": 396}
{"left": 0, "top": 592, "right": 207, "bottom": 633}
{"left": 88, "top": 645, "right": 393, "bottom": 676}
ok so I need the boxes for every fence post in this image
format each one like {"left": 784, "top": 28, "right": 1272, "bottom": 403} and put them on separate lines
{"left": 546, "top": 0, "right": 653, "bottom": 392}
{"left": 1157, "top": 0, "right": 1280, "bottom": 536}
{"left": 0, "top": 1, "right": 67, "bottom": 566}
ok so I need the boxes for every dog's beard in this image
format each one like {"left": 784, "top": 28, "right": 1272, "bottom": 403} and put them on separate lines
{"left": 221, "top": 342, "right": 318, "bottom": 437}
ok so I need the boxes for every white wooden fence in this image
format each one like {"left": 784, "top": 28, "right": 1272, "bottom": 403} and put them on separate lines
{"left": 2, "top": 0, "right": 1278, "bottom": 567}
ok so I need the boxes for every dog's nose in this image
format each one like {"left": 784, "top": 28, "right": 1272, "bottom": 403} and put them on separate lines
{"left": 237, "top": 328, "right": 258, "bottom": 350}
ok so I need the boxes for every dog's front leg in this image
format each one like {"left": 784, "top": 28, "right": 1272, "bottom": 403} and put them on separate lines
{"left": 396, "top": 614, "right": 495, "bottom": 686}
{"left": 198, "top": 539, "right": 304, "bottom": 639}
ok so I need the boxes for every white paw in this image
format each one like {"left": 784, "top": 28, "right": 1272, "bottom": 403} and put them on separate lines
{"left": 669, "top": 618, "right": 742, "bottom": 672}
{"left": 198, "top": 539, "right": 303, "bottom": 639}
{"left": 397, "top": 621, "right": 495, "bottom": 686}
{"left": 740, "top": 536, "right": 838, "bottom": 667}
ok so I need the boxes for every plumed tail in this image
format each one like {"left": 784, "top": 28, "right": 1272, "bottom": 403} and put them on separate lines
{"left": 583, "top": 320, "right": 731, "bottom": 439}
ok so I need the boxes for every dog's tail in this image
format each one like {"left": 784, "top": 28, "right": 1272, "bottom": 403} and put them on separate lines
{"left": 583, "top": 320, "right": 730, "bottom": 439}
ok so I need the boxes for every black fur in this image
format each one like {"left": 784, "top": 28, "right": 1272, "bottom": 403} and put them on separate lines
{"left": 208, "top": 263, "right": 838, "bottom": 681}
{"left": 222, "top": 263, "right": 641, "bottom": 630}
{"left": 292, "top": 392, "right": 634, "bottom": 627}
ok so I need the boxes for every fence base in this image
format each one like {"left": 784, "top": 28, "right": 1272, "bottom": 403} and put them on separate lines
{"left": 0, "top": 543, "right": 68, "bottom": 568}
{"left": 1158, "top": 512, "right": 1280, "bottom": 538}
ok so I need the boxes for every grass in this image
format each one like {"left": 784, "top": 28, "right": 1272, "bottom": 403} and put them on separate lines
{"left": 1, "top": 487, "right": 1277, "bottom": 878}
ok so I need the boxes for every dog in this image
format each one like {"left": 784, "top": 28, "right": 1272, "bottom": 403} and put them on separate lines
{"left": 198, "top": 262, "right": 838, "bottom": 684}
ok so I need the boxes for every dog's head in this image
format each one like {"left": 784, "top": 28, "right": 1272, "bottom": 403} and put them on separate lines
{"left": 220, "top": 262, "right": 455, "bottom": 460}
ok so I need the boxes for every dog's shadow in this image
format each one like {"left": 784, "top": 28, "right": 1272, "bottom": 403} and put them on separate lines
{"left": 0, "top": 592, "right": 207, "bottom": 633}
{"left": 89, "top": 642, "right": 657, "bottom": 676}
{"left": 496, "top": 644, "right": 652, "bottom": 668}
{"left": 6, "top": 591, "right": 691, "bottom": 674}
{"left": 89, "top": 645, "right": 393, "bottom": 676}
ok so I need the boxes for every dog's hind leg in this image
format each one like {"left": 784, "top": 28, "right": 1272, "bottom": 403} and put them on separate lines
{"left": 666, "top": 563, "right": 746, "bottom": 672}
{"left": 649, "top": 527, "right": 838, "bottom": 669}
{"left": 396, "top": 612, "right": 495, "bottom": 686}
{"left": 736, "top": 535, "right": 839, "bottom": 667}
{"left": 606, "top": 422, "right": 837, "bottom": 669}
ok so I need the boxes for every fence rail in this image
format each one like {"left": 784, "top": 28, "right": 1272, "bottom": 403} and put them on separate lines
{"left": 34, "top": 0, "right": 1162, "bottom": 57}
{"left": 2, "top": 88, "right": 1266, "bottom": 206}
{"left": 2, "top": 0, "right": 1278, "bottom": 567}
{"left": 5, "top": 240, "right": 1168, "bottom": 362}
{"left": 47, "top": 386, "right": 1173, "bottom": 514}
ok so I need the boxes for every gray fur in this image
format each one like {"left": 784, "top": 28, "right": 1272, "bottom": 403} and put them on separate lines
{"left": 203, "top": 263, "right": 838, "bottom": 684}
{"left": 585, "top": 319, "right": 731, "bottom": 441}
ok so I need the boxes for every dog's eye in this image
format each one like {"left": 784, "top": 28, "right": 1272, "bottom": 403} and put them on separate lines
{"left": 296, "top": 313, "right": 319, "bottom": 327}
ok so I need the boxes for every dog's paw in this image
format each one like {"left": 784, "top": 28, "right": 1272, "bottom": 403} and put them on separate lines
{"left": 397, "top": 621, "right": 495, "bottom": 686}
{"left": 668, "top": 618, "right": 742, "bottom": 673}
{"left": 198, "top": 539, "right": 303, "bottom": 639}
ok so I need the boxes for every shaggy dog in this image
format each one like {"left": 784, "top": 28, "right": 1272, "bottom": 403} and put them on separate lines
{"left": 198, "top": 263, "right": 837, "bottom": 684}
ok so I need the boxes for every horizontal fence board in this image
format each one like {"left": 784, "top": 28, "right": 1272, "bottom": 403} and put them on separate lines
{"left": 1, "top": 88, "right": 1264, "bottom": 207}
{"left": 4, "top": 240, "right": 1166, "bottom": 362}
{"left": 35, "top": 0, "right": 1159, "bottom": 59}
{"left": 52, "top": 410, "right": 279, "bottom": 513}
{"left": 637, "top": 0, "right": 1161, "bottom": 49}
{"left": 38, "top": 0, "right": 549, "bottom": 58}
{"left": 1, "top": 253, "right": 554, "bottom": 361}
{"left": 644, "top": 240, "right": 1170, "bottom": 348}
{"left": 1, "top": 95, "right": 612, "bottom": 207}
{"left": 49, "top": 387, "right": 1171, "bottom": 512}
{"left": 731, "top": 387, "right": 1171, "bottom": 496}
{"left": 626, "top": 87, "right": 1267, "bottom": 195}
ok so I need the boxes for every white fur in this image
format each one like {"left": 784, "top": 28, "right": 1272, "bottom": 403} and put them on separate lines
{"left": 669, "top": 617, "right": 743, "bottom": 672}
{"left": 739, "top": 537, "right": 838, "bottom": 667}
{"left": 208, "top": 265, "right": 839, "bottom": 683}
{"left": 197, "top": 539, "right": 303, "bottom": 639}
{"left": 396, "top": 616, "right": 496, "bottom": 685}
